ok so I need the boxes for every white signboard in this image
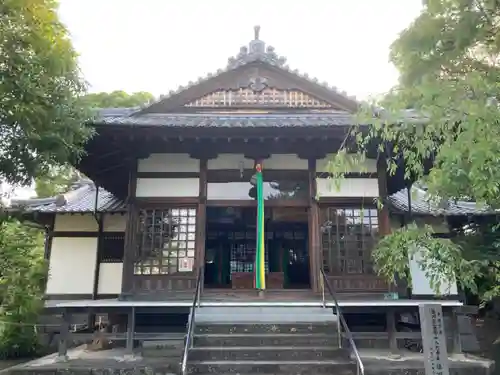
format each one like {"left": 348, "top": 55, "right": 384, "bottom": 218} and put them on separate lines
{"left": 419, "top": 304, "right": 450, "bottom": 375}
{"left": 179, "top": 257, "right": 194, "bottom": 272}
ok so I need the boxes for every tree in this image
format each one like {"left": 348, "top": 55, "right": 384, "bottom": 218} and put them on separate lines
{"left": 34, "top": 164, "right": 81, "bottom": 198}
{"left": 329, "top": 0, "right": 500, "bottom": 301}
{"left": 0, "top": 219, "right": 47, "bottom": 358}
{"left": 0, "top": 0, "right": 93, "bottom": 187}
{"left": 32, "top": 90, "right": 155, "bottom": 197}
{"left": 81, "top": 91, "right": 154, "bottom": 108}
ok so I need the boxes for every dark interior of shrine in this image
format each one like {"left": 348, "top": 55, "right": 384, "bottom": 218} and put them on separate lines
{"left": 204, "top": 206, "right": 310, "bottom": 289}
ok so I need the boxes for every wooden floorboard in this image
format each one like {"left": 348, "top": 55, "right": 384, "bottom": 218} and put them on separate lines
{"left": 129, "top": 289, "right": 388, "bottom": 302}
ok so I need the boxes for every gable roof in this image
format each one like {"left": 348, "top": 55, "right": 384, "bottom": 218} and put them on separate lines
{"left": 130, "top": 26, "right": 361, "bottom": 115}
{"left": 9, "top": 180, "right": 125, "bottom": 214}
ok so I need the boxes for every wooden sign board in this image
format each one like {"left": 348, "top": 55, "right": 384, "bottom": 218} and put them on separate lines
{"left": 419, "top": 304, "right": 450, "bottom": 375}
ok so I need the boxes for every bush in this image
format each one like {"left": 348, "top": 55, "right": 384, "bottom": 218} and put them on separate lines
{"left": 0, "top": 219, "right": 47, "bottom": 358}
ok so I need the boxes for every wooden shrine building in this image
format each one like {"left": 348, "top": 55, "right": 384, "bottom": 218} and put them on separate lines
{"left": 10, "top": 29, "right": 494, "bottom": 370}
{"left": 11, "top": 27, "right": 472, "bottom": 303}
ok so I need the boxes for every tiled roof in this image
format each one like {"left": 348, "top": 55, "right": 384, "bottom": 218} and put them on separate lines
{"left": 12, "top": 181, "right": 490, "bottom": 217}
{"left": 10, "top": 180, "right": 126, "bottom": 213}
{"left": 388, "top": 187, "right": 494, "bottom": 216}
{"left": 95, "top": 112, "right": 358, "bottom": 128}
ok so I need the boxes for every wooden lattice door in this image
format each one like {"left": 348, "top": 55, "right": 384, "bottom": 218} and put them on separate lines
{"left": 132, "top": 207, "right": 197, "bottom": 293}
{"left": 320, "top": 206, "right": 387, "bottom": 292}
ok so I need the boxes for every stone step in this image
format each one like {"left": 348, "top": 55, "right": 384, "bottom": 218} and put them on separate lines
{"left": 195, "top": 306, "right": 338, "bottom": 324}
{"left": 194, "top": 333, "right": 341, "bottom": 347}
{"left": 195, "top": 322, "right": 338, "bottom": 335}
{"left": 142, "top": 348, "right": 182, "bottom": 358}
{"left": 187, "top": 360, "right": 355, "bottom": 374}
{"left": 140, "top": 339, "right": 183, "bottom": 358}
{"left": 189, "top": 346, "right": 351, "bottom": 361}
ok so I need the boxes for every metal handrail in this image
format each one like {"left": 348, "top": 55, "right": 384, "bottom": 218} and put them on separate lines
{"left": 320, "top": 268, "right": 364, "bottom": 375}
{"left": 181, "top": 266, "right": 204, "bottom": 375}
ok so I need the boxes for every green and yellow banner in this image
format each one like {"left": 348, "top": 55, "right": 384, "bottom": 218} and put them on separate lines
{"left": 255, "top": 163, "right": 266, "bottom": 290}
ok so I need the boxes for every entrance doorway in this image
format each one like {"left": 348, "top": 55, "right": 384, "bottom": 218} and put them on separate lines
{"left": 204, "top": 207, "right": 310, "bottom": 289}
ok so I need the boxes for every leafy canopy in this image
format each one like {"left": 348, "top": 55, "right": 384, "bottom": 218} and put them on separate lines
{"left": 32, "top": 90, "right": 156, "bottom": 198}
{"left": 329, "top": 0, "right": 500, "bottom": 299}
{"left": 81, "top": 91, "right": 154, "bottom": 108}
{"left": 34, "top": 164, "right": 81, "bottom": 198}
{"left": 0, "top": 0, "right": 93, "bottom": 186}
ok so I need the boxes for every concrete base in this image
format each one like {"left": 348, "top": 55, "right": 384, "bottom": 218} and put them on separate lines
{"left": 0, "top": 347, "right": 493, "bottom": 375}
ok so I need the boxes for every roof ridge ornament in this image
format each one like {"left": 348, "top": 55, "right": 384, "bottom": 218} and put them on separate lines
{"left": 254, "top": 25, "right": 260, "bottom": 40}
{"left": 227, "top": 25, "right": 286, "bottom": 69}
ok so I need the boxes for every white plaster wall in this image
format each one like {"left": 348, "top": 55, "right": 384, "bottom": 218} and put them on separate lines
{"left": 207, "top": 154, "right": 308, "bottom": 170}
{"left": 207, "top": 182, "right": 251, "bottom": 200}
{"left": 208, "top": 154, "right": 254, "bottom": 170}
{"left": 409, "top": 249, "right": 458, "bottom": 296}
{"left": 264, "top": 154, "right": 307, "bottom": 170}
{"left": 135, "top": 178, "right": 199, "bottom": 197}
{"left": 46, "top": 237, "right": 97, "bottom": 295}
{"left": 103, "top": 214, "right": 126, "bottom": 232}
{"left": 390, "top": 217, "right": 457, "bottom": 296}
{"left": 138, "top": 153, "right": 199, "bottom": 173}
{"left": 317, "top": 155, "right": 377, "bottom": 173}
{"left": 97, "top": 263, "right": 123, "bottom": 294}
{"left": 207, "top": 182, "right": 305, "bottom": 200}
{"left": 316, "top": 178, "right": 379, "bottom": 197}
{"left": 54, "top": 215, "right": 98, "bottom": 231}
{"left": 414, "top": 217, "right": 449, "bottom": 234}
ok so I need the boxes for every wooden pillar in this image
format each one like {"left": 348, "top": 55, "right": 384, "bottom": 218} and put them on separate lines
{"left": 56, "top": 309, "right": 70, "bottom": 362}
{"left": 120, "top": 159, "right": 138, "bottom": 299}
{"left": 377, "top": 157, "right": 393, "bottom": 293}
{"left": 196, "top": 159, "right": 207, "bottom": 276}
{"left": 92, "top": 213, "right": 104, "bottom": 300}
{"left": 90, "top": 213, "right": 104, "bottom": 330}
{"left": 386, "top": 309, "right": 398, "bottom": 352}
{"left": 43, "top": 215, "right": 55, "bottom": 261}
{"left": 376, "top": 157, "right": 391, "bottom": 236}
{"left": 308, "top": 158, "right": 320, "bottom": 292}
{"left": 125, "top": 307, "right": 136, "bottom": 354}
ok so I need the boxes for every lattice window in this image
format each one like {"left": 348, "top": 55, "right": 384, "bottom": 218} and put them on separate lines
{"left": 185, "top": 88, "right": 332, "bottom": 108}
{"left": 99, "top": 234, "right": 125, "bottom": 263}
{"left": 320, "top": 207, "right": 378, "bottom": 275}
{"left": 134, "top": 208, "right": 196, "bottom": 275}
{"left": 229, "top": 230, "right": 269, "bottom": 276}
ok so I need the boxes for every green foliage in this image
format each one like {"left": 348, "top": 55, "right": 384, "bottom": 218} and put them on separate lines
{"left": 34, "top": 164, "right": 81, "bottom": 198}
{"left": 374, "top": 223, "right": 479, "bottom": 295}
{"left": 81, "top": 91, "right": 154, "bottom": 108}
{"left": 0, "top": 219, "right": 47, "bottom": 358}
{"left": 328, "top": 0, "right": 500, "bottom": 299}
{"left": 0, "top": 0, "right": 93, "bottom": 186}
{"left": 453, "top": 222, "right": 500, "bottom": 303}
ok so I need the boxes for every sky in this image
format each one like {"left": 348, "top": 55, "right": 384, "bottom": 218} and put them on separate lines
{"left": 58, "top": 0, "right": 423, "bottom": 100}
{"left": 9, "top": 0, "right": 424, "bottom": 200}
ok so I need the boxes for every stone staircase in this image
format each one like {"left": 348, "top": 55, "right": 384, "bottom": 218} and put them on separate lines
{"left": 186, "top": 306, "right": 357, "bottom": 374}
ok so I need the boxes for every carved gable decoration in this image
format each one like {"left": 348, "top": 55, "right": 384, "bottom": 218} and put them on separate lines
{"left": 185, "top": 87, "right": 332, "bottom": 108}
{"left": 137, "top": 26, "right": 359, "bottom": 114}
